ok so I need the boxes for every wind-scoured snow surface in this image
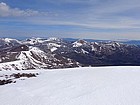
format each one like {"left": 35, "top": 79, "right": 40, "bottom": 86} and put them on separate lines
{"left": 1, "top": 66, "right": 140, "bottom": 105}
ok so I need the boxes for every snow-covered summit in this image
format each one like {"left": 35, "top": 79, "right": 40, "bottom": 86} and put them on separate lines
{"left": 46, "top": 37, "right": 61, "bottom": 42}
{"left": 73, "top": 39, "right": 88, "bottom": 47}
{"left": 0, "top": 38, "right": 21, "bottom": 46}
{"left": 22, "top": 37, "right": 46, "bottom": 45}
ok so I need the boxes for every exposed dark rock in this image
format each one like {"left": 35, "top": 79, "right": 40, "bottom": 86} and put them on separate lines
{"left": 0, "top": 79, "right": 13, "bottom": 85}
{"left": 11, "top": 73, "right": 38, "bottom": 78}
{"left": 10, "top": 45, "right": 29, "bottom": 52}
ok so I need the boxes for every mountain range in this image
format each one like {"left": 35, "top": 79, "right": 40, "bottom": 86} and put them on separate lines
{"left": 0, "top": 37, "right": 140, "bottom": 70}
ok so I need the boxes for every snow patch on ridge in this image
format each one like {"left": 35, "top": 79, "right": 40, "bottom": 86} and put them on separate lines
{"left": 73, "top": 41, "right": 83, "bottom": 47}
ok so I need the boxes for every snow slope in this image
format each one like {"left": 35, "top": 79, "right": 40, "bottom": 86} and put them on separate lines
{"left": 1, "top": 66, "right": 140, "bottom": 105}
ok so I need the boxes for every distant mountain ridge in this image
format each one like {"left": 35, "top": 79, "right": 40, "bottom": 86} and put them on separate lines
{"left": 0, "top": 37, "right": 140, "bottom": 70}
{"left": 63, "top": 38, "right": 140, "bottom": 45}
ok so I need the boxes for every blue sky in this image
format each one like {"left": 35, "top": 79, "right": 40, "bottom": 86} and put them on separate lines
{"left": 0, "top": 0, "right": 140, "bottom": 40}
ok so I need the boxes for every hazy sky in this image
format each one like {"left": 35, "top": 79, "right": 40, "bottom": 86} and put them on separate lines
{"left": 0, "top": 0, "right": 140, "bottom": 40}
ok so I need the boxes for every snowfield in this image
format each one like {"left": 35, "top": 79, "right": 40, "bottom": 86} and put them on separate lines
{"left": 1, "top": 66, "right": 140, "bottom": 105}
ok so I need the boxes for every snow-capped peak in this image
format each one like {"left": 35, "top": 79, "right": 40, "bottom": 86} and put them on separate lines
{"left": 73, "top": 39, "right": 87, "bottom": 47}
{"left": 0, "top": 38, "right": 21, "bottom": 44}
{"left": 47, "top": 37, "right": 61, "bottom": 42}
{"left": 47, "top": 43, "right": 61, "bottom": 52}
{"left": 17, "top": 47, "right": 46, "bottom": 60}
{"left": 23, "top": 38, "right": 46, "bottom": 45}
{"left": 4, "top": 38, "right": 14, "bottom": 43}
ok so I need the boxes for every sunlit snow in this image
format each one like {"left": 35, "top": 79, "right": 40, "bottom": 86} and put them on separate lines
{"left": 0, "top": 66, "right": 140, "bottom": 105}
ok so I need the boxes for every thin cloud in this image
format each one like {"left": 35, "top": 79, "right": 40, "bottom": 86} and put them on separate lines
{"left": 0, "top": 2, "right": 46, "bottom": 17}
{"left": 25, "top": 17, "right": 140, "bottom": 30}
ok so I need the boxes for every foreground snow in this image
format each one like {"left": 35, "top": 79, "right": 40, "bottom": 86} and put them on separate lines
{"left": 0, "top": 66, "right": 140, "bottom": 105}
